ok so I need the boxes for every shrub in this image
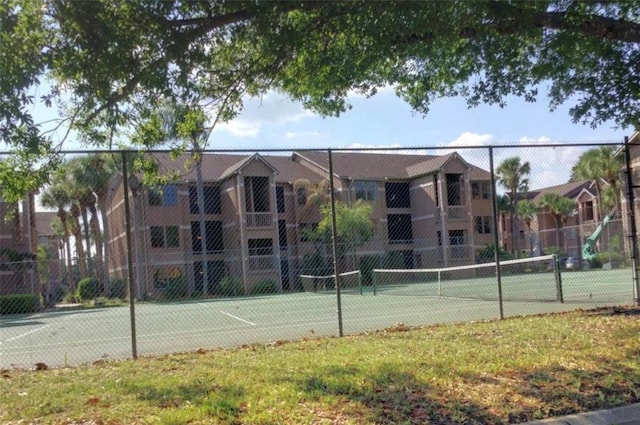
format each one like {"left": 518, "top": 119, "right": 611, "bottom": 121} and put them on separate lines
{"left": 63, "top": 291, "right": 79, "bottom": 304}
{"left": 218, "top": 276, "right": 244, "bottom": 297}
{"left": 300, "top": 252, "right": 330, "bottom": 276}
{"left": 382, "top": 251, "right": 404, "bottom": 269}
{"left": 165, "top": 277, "right": 187, "bottom": 299}
{"left": 543, "top": 246, "right": 565, "bottom": 256}
{"left": 0, "top": 294, "right": 38, "bottom": 315}
{"left": 359, "top": 255, "right": 380, "bottom": 286}
{"left": 76, "top": 278, "right": 99, "bottom": 301}
{"left": 594, "top": 251, "right": 625, "bottom": 265}
{"left": 251, "top": 279, "right": 277, "bottom": 295}
{"left": 108, "top": 278, "right": 127, "bottom": 299}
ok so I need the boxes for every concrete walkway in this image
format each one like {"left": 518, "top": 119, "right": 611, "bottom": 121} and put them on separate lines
{"left": 526, "top": 403, "right": 640, "bottom": 425}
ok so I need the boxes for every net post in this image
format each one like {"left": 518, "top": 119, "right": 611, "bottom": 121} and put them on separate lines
{"left": 437, "top": 270, "right": 442, "bottom": 297}
{"left": 358, "top": 271, "right": 363, "bottom": 295}
{"left": 554, "top": 254, "right": 564, "bottom": 303}
{"left": 372, "top": 270, "right": 377, "bottom": 295}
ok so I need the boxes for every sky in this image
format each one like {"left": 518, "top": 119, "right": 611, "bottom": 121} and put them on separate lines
{"left": 200, "top": 88, "right": 632, "bottom": 188}
{"left": 20, "top": 86, "right": 635, "bottom": 192}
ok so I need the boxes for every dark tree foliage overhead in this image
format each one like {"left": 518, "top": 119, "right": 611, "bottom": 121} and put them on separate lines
{"left": 1, "top": 0, "right": 639, "bottom": 202}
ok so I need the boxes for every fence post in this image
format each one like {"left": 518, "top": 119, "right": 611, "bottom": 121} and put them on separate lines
{"left": 489, "top": 147, "right": 504, "bottom": 319}
{"left": 121, "top": 151, "right": 138, "bottom": 359}
{"left": 328, "top": 148, "right": 344, "bottom": 337}
{"left": 623, "top": 137, "right": 640, "bottom": 306}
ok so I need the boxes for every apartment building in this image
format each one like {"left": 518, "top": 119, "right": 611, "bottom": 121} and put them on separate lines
{"left": 0, "top": 191, "right": 37, "bottom": 295}
{"left": 620, "top": 131, "right": 640, "bottom": 255}
{"left": 104, "top": 150, "right": 494, "bottom": 298}
{"left": 501, "top": 179, "right": 626, "bottom": 260}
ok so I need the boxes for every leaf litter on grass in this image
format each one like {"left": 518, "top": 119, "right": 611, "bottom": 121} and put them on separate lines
{"left": 1, "top": 307, "right": 639, "bottom": 424}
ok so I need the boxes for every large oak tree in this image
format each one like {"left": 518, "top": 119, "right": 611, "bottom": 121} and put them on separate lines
{"left": 2, "top": 1, "right": 639, "bottom": 201}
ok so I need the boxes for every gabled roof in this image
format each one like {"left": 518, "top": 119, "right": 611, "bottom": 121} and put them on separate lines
{"left": 149, "top": 152, "right": 324, "bottom": 185}
{"left": 527, "top": 180, "right": 594, "bottom": 203}
{"left": 218, "top": 153, "right": 279, "bottom": 181}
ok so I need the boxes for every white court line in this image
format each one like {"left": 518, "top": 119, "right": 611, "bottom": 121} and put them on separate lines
{"left": 220, "top": 310, "right": 256, "bottom": 326}
{"left": 2, "top": 313, "right": 78, "bottom": 343}
{"left": 4, "top": 324, "right": 51, "bottom": 343}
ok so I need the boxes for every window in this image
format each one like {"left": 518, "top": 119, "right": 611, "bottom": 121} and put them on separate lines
{"left": 248, "top": 239, "right": 274, "bottom": 270}
{"left": 385, "top": 182, "right": 411, "bottom": 208}
{"left": 433, "top": 175, "right": 440, "bottom": 207}
{"left": 278, "top": 219, "right": 288, "bottom": 248}
{"left": 149, "top": 185, "right": 177, "bottom": 206}
{"left": 474, "top": 216, "right": 492, "bottom": 234}
{"left": 471, "top": 181, "right": 491, "bottom": 200}
{"left": 296, "top": 186, "right": 307, "bottom": 206}
{"left": 244, "top": 176, "right": 270, "bottom": 212}
{"left": 189, "top": 186, "right": 221, "bottom": 214}
{"left": 582, "top": 201, "right": 594, "bottom": 221}
{"left": 449, "top": 229, "right": 466, "bottom": 258}
{"left": 276, "top": 186, "right": 285, "bottom": 213}
{"left": 248, "top": 238, "right": 273, "bottom": 256}
{"left": 446, "top": 174, "right": 463, "bottom": 206}
{"left": 153, "top": 267, "right": 182, "bottom": 289}
{"left": 191, "top": 221, "right": 224, "bottom": 253}
{"left": 354, "top": 180, "right": 377, "bottom": 201}
{"left": 387, "top": 214, "right": 413, "bottom": 244}
{"left": 150, "top": 226, "right": 179, "bottom": 248}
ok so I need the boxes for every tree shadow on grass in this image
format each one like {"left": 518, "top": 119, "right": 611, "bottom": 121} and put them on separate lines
{"left": 125, "top": 379, "right": 246, "bottom": 423}
{"left": 279, "top": 350, "right": 640, "bottom": 425}
{"left": 282, "top": 362, "right": 505, "bottom": 424}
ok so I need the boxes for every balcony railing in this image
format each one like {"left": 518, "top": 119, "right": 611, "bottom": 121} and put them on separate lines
{"left": 447, "top": 205, "right": 468, "bottom": 221}
{"left": 248, "top": 255, "right": 275, "bottom": 271}
{"left": 246, "top": 212, "right": 272, "bottom": 229}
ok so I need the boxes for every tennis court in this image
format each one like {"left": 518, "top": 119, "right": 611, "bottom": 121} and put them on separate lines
{"left": 1, "top": 267, "right": 634, "bottom": 368}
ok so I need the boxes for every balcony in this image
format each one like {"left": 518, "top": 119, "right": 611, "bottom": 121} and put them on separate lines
{"left": 246, "top": 213, "right": 272, "bottom": 229}
{"left": 248, "top": 255, "right": 275, "bottom": 271}
{"left": 447, "top": 205, "right": 468, "bottom": 221}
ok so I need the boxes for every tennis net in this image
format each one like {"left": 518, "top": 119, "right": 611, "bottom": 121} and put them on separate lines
{"left": 372, "top": 255, "right": 563, "bottom": 302}
{"left": 300, "top": 270, "right": 363, "bottom": 294}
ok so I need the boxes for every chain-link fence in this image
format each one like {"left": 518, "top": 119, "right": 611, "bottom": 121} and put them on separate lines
{"left": 2, "top": 140, "right": 639, "bottom": 367}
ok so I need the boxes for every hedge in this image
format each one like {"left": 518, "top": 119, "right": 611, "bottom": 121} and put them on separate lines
{"left": 0, "top": 294, "right": 38, "bottom": 315}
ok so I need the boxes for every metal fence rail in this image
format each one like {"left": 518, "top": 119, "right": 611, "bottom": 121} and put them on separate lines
{"left": 1, "top": 141, "right": 639, "bottom": 368}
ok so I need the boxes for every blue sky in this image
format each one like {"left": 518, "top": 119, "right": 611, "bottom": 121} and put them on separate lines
{"left": 22, "top": 86, "right": 634, "bottom": 190}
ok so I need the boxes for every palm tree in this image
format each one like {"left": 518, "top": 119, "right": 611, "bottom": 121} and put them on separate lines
{"left": 67, "top": 154, "right": 117, "bottom": 292}
{"left": 517, "top": 199, "right": 538, "bottom": 256}
{"left": 495, "top": 194, "right": 511, "bottom": 250}
{"left": 496, "top": 157, "right": 531, "bottom": 258}
{"left": 538, "top": 193, "right": 575, "bottom": 253}
{"left": 40, "top": 184, "right": 75, "bottom": 291}
{"left": 571, "top": 146, "right": 622, "bottom": 217}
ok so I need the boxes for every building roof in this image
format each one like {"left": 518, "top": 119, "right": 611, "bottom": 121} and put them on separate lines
{"left": 527, "top": 180, "right": 594, "bottom": 203}
{"left": 292, "top": 150, "right": 490, "bottom": 180}
{"left": 152, "top": 152, "right": 327, "bottom": 184}
{"left": 150, "top": 150, "right": 492, "bottom": 184}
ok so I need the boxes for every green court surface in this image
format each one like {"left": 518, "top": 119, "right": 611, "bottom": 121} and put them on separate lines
{"left": 1, "top": 268, "right": 634, "bottom": 369}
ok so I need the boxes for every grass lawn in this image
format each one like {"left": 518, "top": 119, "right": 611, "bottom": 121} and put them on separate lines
{"left": 1, "top": 307, "right": 640, "bottom": 424}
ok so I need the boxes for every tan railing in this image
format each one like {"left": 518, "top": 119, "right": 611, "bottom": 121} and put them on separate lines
{"left": 246, "top": 212, "right": 272, "bottom": 229}
{"left": 248, "top": 255, "right": 275, "bottom": 270}
{"left": 447, "top": 205, "right": 468, "bottom": 220}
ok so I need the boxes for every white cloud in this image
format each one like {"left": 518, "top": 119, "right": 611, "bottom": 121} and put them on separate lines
{"left": 345, "top": 142, "right": 427, "bottom": 155}
{"left": 216, "top": 120, "right": 261, "bottom": 137}
{"left": 432, "top": 132, "right": 587, "bottom": 190}
{"left": 285, "top": 130, "right": 321, "bottom": 140}
{"left": 213, "top": 91, "right": 314, "bottom": 138}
